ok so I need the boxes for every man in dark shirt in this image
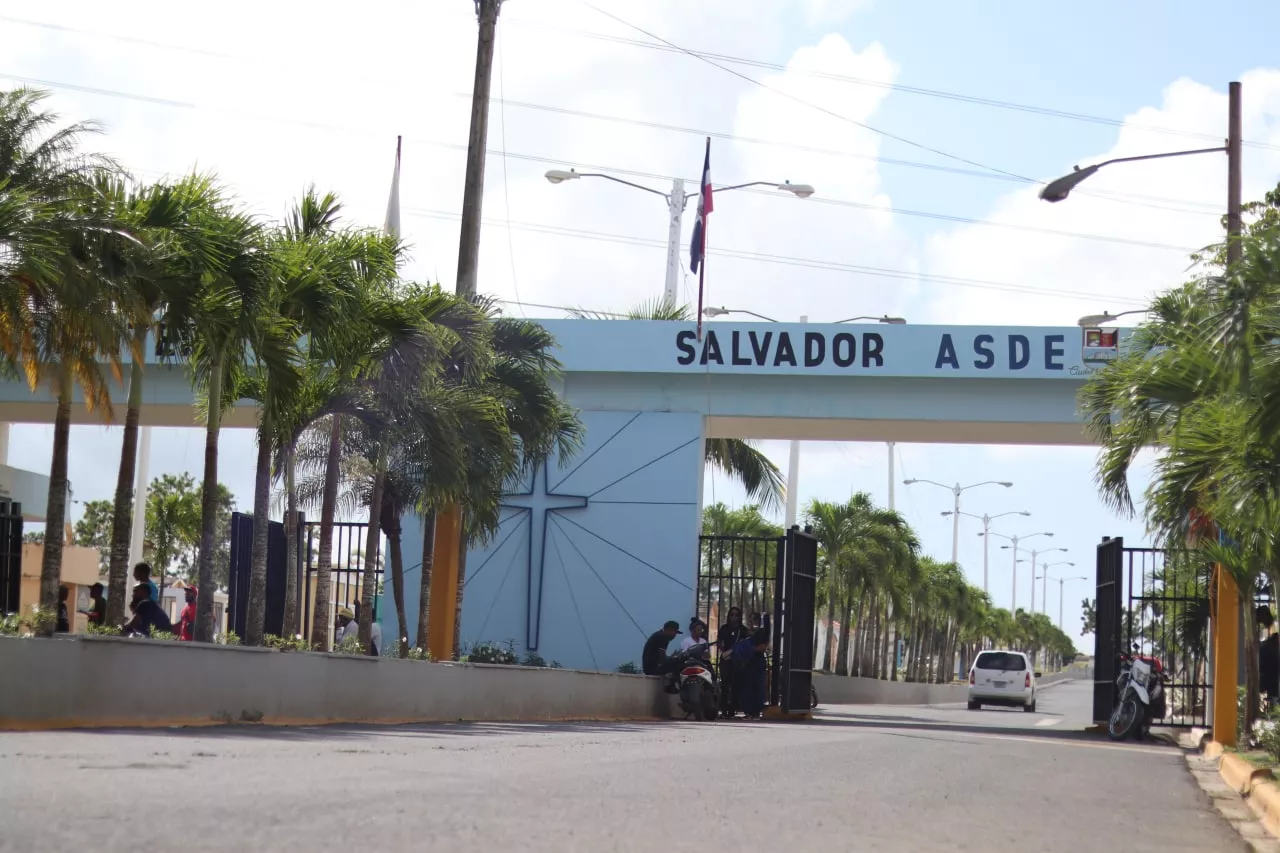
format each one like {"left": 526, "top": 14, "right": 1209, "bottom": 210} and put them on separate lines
{"left": 642, "top": 621, "right": 683, "bottom": 676}
{"left": 122, "top": 584, "right": 173, "bottom": 638}
{"left": 56, "top": 585, "right": 71, "bottom": 633}
{"left": 718, "top": 607, "right": 749, "bottom": 717}
{"left": 1259, "top": 605, "right": 1279, "bottom": 704}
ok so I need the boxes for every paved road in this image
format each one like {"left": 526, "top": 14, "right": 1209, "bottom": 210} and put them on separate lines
{"left": 0, "top": 680, "right": 1243, "bottom": 852}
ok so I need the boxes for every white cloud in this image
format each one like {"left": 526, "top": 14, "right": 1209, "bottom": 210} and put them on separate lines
{"left": 919, "top": 71, "right": 1280, "bottom": 327}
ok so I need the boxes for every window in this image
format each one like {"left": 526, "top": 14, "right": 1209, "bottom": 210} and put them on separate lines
{"left": 975, "top": 652, "right": 1026, "bottom": 672}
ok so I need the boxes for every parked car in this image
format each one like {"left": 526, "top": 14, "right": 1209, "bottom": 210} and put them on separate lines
{"left": 968, "top": 650, "right": 1039, "bottom": 712}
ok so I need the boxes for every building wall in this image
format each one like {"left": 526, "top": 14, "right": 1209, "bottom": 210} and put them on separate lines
{"left": 393, "top": 409, "right": 704, "bottom": 671}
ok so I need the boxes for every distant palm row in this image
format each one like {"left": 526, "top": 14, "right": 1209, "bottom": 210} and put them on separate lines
{"left": 704, "top": 498, "right": 1079, "bottom": 682}
{"left": 0, "top": 87, "right": 583, "bottom": 652}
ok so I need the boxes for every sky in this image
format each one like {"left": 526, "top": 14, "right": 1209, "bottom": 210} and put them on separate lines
{"left": 5, "top": 0, "right": 1280, "bottom": 645}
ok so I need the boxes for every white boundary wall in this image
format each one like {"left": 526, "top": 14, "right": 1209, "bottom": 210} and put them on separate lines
{"left": 0, "top": 636, "right": 679, "bottom": 730}
{"left": 812, "top": 670, "right": 1080, "bottom": 706}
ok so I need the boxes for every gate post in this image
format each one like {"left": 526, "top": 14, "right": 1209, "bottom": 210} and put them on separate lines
{"left": 1213, "top": 565, "right": 1240, "bottom": 746}
{"left": 1092, "top": 537, "right": 1124, "bottom": 724}
{"left": 428, "top": 505, "right": 463, "bottom": 661}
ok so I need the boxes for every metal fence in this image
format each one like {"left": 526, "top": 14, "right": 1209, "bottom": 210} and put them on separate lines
{"left": 695, "top": 535, "right": 782, "bottom": 633}
{"left": 0, "top": 500, "right": 22, "bottom": 615}
{"left": 301, "top": 520, "right": 381, "bottom": 645}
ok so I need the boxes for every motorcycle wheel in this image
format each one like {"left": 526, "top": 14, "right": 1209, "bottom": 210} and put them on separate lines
{"left": 1108, "top": 695, "right": 1142, "bottom": 741}
{"left": 682, "top": 682, "right": 706, "bottom": 721}
{"left": 699, "top": 683, "right": 717, "bottom": 722}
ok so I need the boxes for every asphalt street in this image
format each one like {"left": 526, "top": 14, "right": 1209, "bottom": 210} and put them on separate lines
{"left": 0, "top": 679, "right": 1244, "bottom": 852}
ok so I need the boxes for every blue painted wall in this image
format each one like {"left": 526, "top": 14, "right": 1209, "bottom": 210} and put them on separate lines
{"left": 393, "top": 409, "right": 704, "bottom": 672}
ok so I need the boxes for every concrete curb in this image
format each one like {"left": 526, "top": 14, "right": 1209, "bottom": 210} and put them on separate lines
{"left": 1185, "top": 743, "right": 1280, "bottom": 852}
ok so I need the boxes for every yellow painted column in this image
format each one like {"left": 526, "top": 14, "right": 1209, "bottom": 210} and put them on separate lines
{"left": 1213, "top": 565, "right": 1240, "bottom": 747}
{"left": 427, "top": 505, "right": 463, "bottom": 662}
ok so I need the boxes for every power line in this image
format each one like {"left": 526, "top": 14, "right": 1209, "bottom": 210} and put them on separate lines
{"left": 0, "top": 71, "right": 1208, "bottom": 252}
{"left": 10, "top": 9, "right": 1274, "bottom": 155}
{"left": 0, "top": 14, "right": 1228, "bottom": 214}
{"left": 499, "top": 15, "right": 1280, "bottom": 154}
{"left": 407, "top": 207, "right": 1149, "bottom": 306}
{"left": 581, "top": 2, "right": 1033, "bottom": 183}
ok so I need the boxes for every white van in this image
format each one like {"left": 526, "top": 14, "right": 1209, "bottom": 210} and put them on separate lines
{"left": 968, "top": 650, "right": 1038, "bottom": 712}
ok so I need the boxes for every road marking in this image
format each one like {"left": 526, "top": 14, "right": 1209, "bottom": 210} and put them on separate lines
{"left": 1035, "top": 718, "right": 1059, "bottom": 727}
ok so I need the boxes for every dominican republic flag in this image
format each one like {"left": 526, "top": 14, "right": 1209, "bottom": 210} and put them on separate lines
{"left": 690, "top": 138, "right": 713, "bottom": 275}
{"left": 384, "top": 135, "right": 402, "bottom": 239}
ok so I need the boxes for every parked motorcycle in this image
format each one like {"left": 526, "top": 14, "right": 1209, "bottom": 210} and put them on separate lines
{"left": 672, "top": 642, "right": 719, "bottom": 722}
{"left": 1108, "top": 653, "right": 1167, "bottom": 741}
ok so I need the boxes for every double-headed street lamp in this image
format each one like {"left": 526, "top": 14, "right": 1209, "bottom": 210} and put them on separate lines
{"left": 1002, "top": 544, "right": 1066, "bottom": 614}
{"left": 941, "top": 509, "right": 1030, "bottom": 595}
{"left": 905, "top": 479, "right": 1013, "bottom": 566}
{"left": 701, "top": 308, "right": 907, "bottom": 527}
{"left": 545, "top": 169, "right": 815, "bottom": 305}
{"left": 1036, "top": 566, "right": 1086, "bottom": 631}
{"left": 980, "top": 530, "right": 1053, "bottom": 612}
{"left": 1034, "top": 559, "right": 1076, "bottom": 616}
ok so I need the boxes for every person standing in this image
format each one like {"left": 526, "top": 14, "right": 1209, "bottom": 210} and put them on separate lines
{"left": 133, "top": 562, "right": 159, "bottom": 603}
{"left": 736, "top": 627, "right": 771, "bottom": 719}
{"left": 85, "top": 583, "right": 107, "bottom": 627}
{"left": 717, "top": 607, "right": 749, "bottom": 717}
{"left": 174, "top": 586, "right": 197, "bottom": 642}
{"left": 55, "top": 585, "right": 70, "bottom": 633}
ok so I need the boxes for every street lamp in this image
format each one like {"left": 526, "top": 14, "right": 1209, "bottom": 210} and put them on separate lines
{"left": 941, "top": 509, "right": 1030, "bottom": 594}
{"left": 1036, "top": 570, "right": 1086, "bottom": 631}
{"left": 545, "top": 168, "right": 814, "bottom": 305}
{"left": 981, "top": 530, "right": 1053, "bottom": 612}
{"left": 1040, "top": 81, "right": 1242, "bottom": 270}
{"left": 1000, "top": 543, "right": 1065, "bottom": 614}
{"left": 905, "top": 479, "right": 1014, "bottom": 565}
{"left": 1077, "top": 309, "right": 1147, "bottom": 327}
{"left": 835, "top": 315, "right": 907, "bottom": 325}
{"left": 1034, "top": 559, "right": 1075, "bottom": 617}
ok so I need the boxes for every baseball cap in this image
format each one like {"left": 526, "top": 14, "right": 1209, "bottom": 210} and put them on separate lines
{"left": 663, "top": 620, "right": 682, "bottom": 633}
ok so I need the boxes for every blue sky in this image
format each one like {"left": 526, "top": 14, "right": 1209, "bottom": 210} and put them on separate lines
{"left": 4, "top": 0, "right": 1280, "bottom": 644}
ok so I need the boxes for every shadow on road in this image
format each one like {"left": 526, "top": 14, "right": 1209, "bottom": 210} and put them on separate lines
{"left": 70, "top": 719, "right": 667, "bottom": 743}
{"left": 804, "top": 711, "right": 1161, "bottom": 746}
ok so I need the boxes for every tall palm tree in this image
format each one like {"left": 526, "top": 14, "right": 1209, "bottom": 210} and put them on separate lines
{"left": 0, "top": 87, "right": 125, "bottom": 631}
{"left": 171, "top": 200, "right": 296, "bottom": 642}
{"left": 568, "top": 300, "right": 784, "bottom": 510}
{"left": 93, "top": 174, "right": 227, "bottom": 625}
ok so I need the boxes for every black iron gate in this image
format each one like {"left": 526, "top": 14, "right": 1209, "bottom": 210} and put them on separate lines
{"left": 227, "top": 512, "right": 305, "bottom": 640}
{"left": 1094, "top": 536, "right": 1212, "bottom": 728}
{"left": 696, "top": 526, "right": 817, "bottom": 712}
{"left": 0, "top": 500, "right": 22, "bottom": 615}
{"left": 774, "top": 528, "right": 818, "bottom": 712}
{"left": 227, "top": 515, "right": 381, "bottom": 643}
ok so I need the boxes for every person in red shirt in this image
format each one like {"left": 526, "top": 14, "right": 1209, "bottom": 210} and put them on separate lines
{"left": 174, "top": 586, "right": 197, "bottom": 641}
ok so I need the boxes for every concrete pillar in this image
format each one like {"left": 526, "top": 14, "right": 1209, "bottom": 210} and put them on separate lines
{"left": 428, "top": 505, "right": 463, "bottom": 661}
{"left": 1213, "top": 565, "right": 1240, "bottom": 746}
{"left": 0, "top": 422, "right": 9, "bottom": 466}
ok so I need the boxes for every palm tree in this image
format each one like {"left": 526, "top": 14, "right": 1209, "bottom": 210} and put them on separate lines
{"left": 171, "top": 198, "right": 297, "bottom": 642}
{"left": 91, "top": 174, "right": 227, "bottom": 625}
{"left": 0, "top": 87, "right": 126, "bottom": 631}
{"left": 567, "top": 300, "right": 784, "bottom": 510}
{"left": 1079, "top": 193, "right": 1280, "bottom": 733}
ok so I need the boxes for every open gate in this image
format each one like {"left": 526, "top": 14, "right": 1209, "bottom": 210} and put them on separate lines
{"left": 697, "top": 525, "right": 817, "bottom": 712}
{"left": 0, "top": 500, "right": 21, "bottom": 615}
{"left": 1094, "top": 536, "right": 1212, "bottom": 728}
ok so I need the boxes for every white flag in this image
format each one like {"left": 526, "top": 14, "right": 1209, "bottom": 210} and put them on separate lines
{"left": 384, "top": 135, "right": 401, "bottom": 238}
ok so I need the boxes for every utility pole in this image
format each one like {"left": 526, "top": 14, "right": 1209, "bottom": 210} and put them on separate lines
{"left": 455, "top": 0, "right": 505, "bottom": 299}
{"left": 886, "top": 442, "right": 895, "bottom": 511}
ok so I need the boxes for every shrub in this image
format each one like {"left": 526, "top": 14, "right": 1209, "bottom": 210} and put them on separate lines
{"left": 334, "top": 635, "right": 365, "bottom": 656}
{"left": 265, "top": 634, "right": 309, "bottom": 652}
{"left": 405, "top": 647, "right": 433, "bottom": 662}
{"left": 616, "top": 662, "right": 640, "bottom": 674}
{"left": 521, "top": 652, "right": 548, "bottom": 668}
{"left": 468, "top": 640, "right": 518, "bottom": 665}
{"left": 218, "top": 630, "right": 241, "bottom": 647}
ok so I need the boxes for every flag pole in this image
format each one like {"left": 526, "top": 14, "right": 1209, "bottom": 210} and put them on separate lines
{"left": 695, "top": 135, "right": 710, "bottom": 342}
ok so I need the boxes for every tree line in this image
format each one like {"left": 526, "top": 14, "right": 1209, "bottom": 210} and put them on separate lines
{"left": 703, "top": 498, "right": 1079, "bottom": 682}
{"left": 0, "top": 86, "right": 582, "bottom": 652}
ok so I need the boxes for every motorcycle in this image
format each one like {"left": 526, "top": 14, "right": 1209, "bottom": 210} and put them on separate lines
{"left": 671, "top": 642, "right": 719, "bottom": 722}
{"left": 1108, "top": 653, "right": 1167, "bottom": 741}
